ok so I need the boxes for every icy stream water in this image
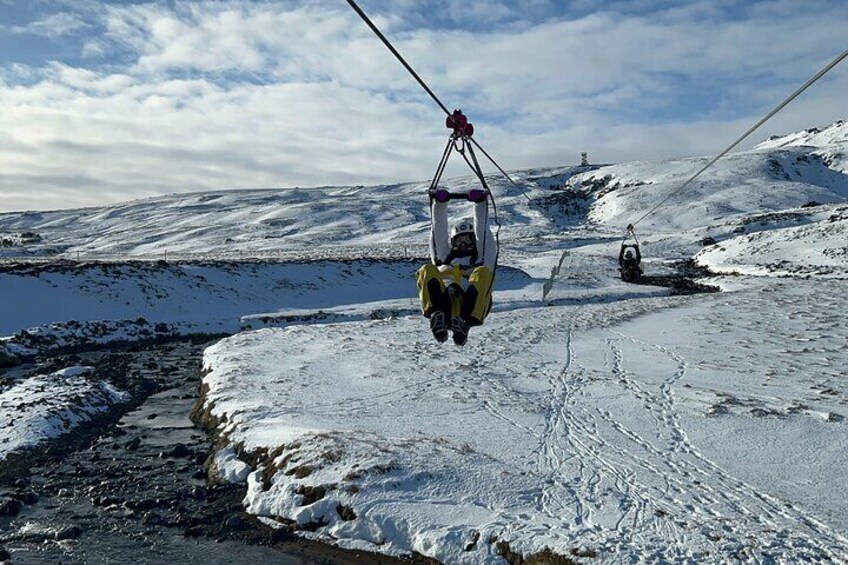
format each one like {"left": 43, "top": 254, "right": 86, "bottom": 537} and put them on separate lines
{"left": 0, "top": 340, "right": 420, "bottom": 564}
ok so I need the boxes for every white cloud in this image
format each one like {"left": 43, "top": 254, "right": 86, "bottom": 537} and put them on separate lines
{"left": 10, "top": 12, "right": 88, "bottom": 38}
{"left": 0, "top": 64, "right": 445, "bottom": 212}
{"left": 81, "top": 38, "right": 107, "bottom": 58}
{"left": 0, "top": 0, "right": 846, "bottom": 212}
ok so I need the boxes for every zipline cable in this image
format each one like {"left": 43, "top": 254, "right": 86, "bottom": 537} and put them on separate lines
{"left": 343, "top": 0, "right": 450, "bottom": 117}
{"left": 468, "top": 138, "right": 536, "bottom": 205}
{"left": 630, "top": 47, "right": 848, "bottom": 230}
{"left": 344, "top": 0, "right": 537, "bottom": 203}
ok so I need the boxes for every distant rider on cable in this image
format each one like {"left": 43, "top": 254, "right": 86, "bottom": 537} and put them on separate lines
{"left": 618, "top": 223, "right": 643, "bottom": 283}
{"left": 416, "top": 187, "right": 497, "bottom": 346}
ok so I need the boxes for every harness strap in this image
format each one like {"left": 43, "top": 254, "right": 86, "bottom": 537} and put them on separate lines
{"left": 426, "top": 112, "right": 498, "bottom": 277}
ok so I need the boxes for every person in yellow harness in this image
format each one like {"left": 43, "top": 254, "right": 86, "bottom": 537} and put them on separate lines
{"left": 416, "top": 187, "right": 497, "bottom": 346}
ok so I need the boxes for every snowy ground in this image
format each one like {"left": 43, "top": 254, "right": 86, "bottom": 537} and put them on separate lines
{"left": 0, "top": 366, "right": 129, "bottom": 460}
{"left": 695, "top": 204, "right": 848, "bottom": 277}
{"left": 2, "top": 121, "right": 847, "bottom": 562}
{"left": 199, "top": 272, "right": 848, "bottom": 563}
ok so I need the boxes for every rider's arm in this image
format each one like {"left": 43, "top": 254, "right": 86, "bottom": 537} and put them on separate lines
{"left": 472, "top": 200, "right": 497, "bottom": 270}
{"left": 430, "top": 200, "right": 450, "bottom": 265}
{"left": 480, "top": 227, "right": 497, "bottom": 271}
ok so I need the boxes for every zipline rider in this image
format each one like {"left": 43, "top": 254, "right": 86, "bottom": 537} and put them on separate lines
{"left": 417, "top": 186, "right": 497, "bottom": 346}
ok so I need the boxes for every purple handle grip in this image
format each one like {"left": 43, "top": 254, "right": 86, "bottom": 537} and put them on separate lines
{"left": 430, "top": 189, "right": 489, "bottom": 203}
{"left": 468, "top": 189, "right": 488, "bottom": 203}
{"left": 431, "top": 189, "right": 450, "bottom": 203}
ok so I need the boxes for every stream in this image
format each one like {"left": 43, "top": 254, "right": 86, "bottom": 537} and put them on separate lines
{"left": 0, "top": 339, "right": 427, "bottom": 564}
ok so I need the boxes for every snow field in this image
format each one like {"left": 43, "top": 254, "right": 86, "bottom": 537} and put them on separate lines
{"left": 0, "top": 261, "right": 451, "bottom": 339}
{"left": 200, "top": 277, "right": 848, "bottom": 563}
{"left": 0, "top": 367, "right": 129, "bottom": 461}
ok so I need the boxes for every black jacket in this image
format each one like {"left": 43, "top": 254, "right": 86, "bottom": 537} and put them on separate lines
{"left": 619, "top": 244, "right": 641, "bottom": 266}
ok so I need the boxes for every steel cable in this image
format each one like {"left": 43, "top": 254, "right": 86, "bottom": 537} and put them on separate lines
{"left": 344, "top": 0, "right": 538, "bottom": 204}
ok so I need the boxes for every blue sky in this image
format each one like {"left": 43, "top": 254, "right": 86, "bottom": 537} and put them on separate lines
{"left": 0, "top": 0, "right": 846, "bottom": 211}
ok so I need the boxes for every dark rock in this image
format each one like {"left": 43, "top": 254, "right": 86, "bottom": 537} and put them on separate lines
{"left": 125, "top": 437, "right": 142, "bottom": 451}
{"left": 10, "top": 490, "right": 39, "bottom": 505}
{"left": 0, "top": 497, "right": 23, "bottom": 516}
{"left": 183, "top": 526, "right": 204, "bottom": 538}
{"left": 701, "top": 236, "right": 717, "bottom": 246}
{"left": 336, "top": 504, "right": 357, "bottom": 521}
{"left": 295, "top": 485, "right": 327, "bottom": 506}
{"left": 0, "top": 348, "right": 19, "bottom": 368}
{"left": 125, "top": 498, "right": 161, "bottom": 512}
{"left": 55, "top": 525, "right": 83, "bottom": 541}
{"left": 271, "top": 526, "right": 295, "bottom": 543}
{"left": 141, "top": 511, "right": 168, "bottom": 526}
{"left": 0, "top": 545, "right": 9, "bottom": 560}
{"left": 224, "top": 515, "right": 247, "bottom": 529}
{"left": 167, "top": 443, "right": 192, "bottom": 459}
{"left": 191, "top": 486, "right": 208, "bottom": 500}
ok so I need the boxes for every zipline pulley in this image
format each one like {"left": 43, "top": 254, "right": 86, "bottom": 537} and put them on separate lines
{"left": 429, "top": 110, "right": 489, "bottom": 196}
{"left": 623, "top": 223, "right": 639, "bottom": 245}
{"left": 446, "top": 109, "right": 474, "bottom": 139}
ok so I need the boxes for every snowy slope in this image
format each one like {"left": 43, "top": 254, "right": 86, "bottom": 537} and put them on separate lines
{"left": 0, "top": 366, "right": 129, "bottom": 462}
{"left": 572, "top": 147, "right": 848, "bottom": 234}
{"left": 0, "top": 165, "right": 592, "bottom": 262}
{"left": 756, "top": 119, "right": 848, "bottom": 173}
{"left": 0, "top": 260, "right": 536, "bottom": 357}
{"left": 696, "top": 204, "right": 848, "bottom": 277}
{"left": 0, "top": 261, "right": 439, "bottom": 339}
{"left": 564, "top": 119, "right": 848, "bottom": 276}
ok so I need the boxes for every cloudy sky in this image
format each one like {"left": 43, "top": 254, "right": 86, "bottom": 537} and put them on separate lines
{"left": 0, "top": 0, "right": 846, "bottom": 212}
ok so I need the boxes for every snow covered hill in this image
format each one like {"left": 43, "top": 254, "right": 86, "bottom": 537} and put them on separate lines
{"left": 200, "top": 280, "right": 848, "bottom": 563}
{"left": 756, "top": 119, "right": 848, "bottom": 173}
{"left": 566, "top": 119, "right": 848, "bottom": 278}
{"left": 0, "top": 165, "right": 594, "bottom": 262}
{"left": 695, "top": 204, "right": 848, "bottom": 277}
{"left": 572, "top": 140, "right": 848, "bottom": 234}
{"left": 1, "top": 120, "right": 847, "bottom": 563}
